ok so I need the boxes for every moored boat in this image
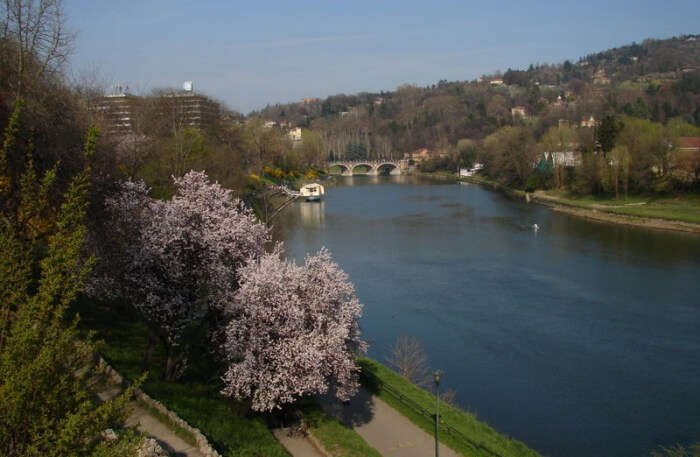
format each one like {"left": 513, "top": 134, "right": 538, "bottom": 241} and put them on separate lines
{"left": 300, "top": 183, "right": 324, "bottom": 201}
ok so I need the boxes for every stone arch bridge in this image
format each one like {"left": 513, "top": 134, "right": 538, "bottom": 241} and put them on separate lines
{"left": 328, "top": 160, "right": 409, "bottom": 176}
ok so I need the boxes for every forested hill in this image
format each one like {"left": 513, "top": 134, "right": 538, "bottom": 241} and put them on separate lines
{"left": 252, "top": 34, "right": 700, "bottom": 160}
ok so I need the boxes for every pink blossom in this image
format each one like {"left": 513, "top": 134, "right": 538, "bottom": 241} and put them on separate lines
{"left": 104, "top": 171, "right": 270, "bottom": 347}
{"left": 221, "top": 248, "right": 366, "bottom": 411}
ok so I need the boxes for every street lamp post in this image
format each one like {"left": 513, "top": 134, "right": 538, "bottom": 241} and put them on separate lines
{"left": 434, "top": 370, "right": 443, "bottom": 457}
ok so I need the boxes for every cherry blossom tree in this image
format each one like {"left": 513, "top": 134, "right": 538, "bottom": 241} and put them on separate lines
{"left": 103, "top": 171, "right": 270, "bottom": 380}
{"left": 221, "top": 248, "right": 366, "bottom": 411}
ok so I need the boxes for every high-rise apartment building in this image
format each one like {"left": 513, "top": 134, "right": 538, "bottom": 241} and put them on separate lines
{"left": 90, "top": 83, "right": 220, "bottom": 134}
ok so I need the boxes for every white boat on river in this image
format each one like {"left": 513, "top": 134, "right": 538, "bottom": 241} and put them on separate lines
{"left": 299, "top": 183, "right": 324, "bottom": 201}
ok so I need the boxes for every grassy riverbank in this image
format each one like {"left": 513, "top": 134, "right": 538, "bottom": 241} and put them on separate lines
{"left": 533, "top": 190, "right": 700, "bottom": 224}
{"left": 457, "top": 174, "right": 700, "bottom": 233}
{"left": 358, "top": 358, "right": 541, "bottom": 457}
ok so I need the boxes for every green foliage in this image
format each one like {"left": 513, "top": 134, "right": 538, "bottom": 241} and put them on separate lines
{"left": 666, "top": 118, "right": 700, "bottom": 137}
{"left": 90, "top": 430, "right": 144, "bottom": 457}
{"left": 0, "top": 99, "right": 24, "bottom": 199}
{"left": 345, "top": 142, "right": 367, "bottom": 160}
{"left": 616, "top": 116, "right": 666, "bottom": 191}
{"left": 623, "top": 97, "right": 650, "bottom": 119}
{"left": 525, "top": 171, "right": 550, "bottom": 192}
{"left": 650, "top": 443, "right": 700, "bottom": 457}
{"left": 139, "top": 127, "right": 211, "bottom": 198}
{"left": 456, "top": 138, "right": 478, "bottom": 168}
{"left": 0, "top": 125, "right": 133, "bottom": 457}
{"left": 596, "top": 114, "right": 624, "bottom": 153}
{"left": 482, "top": 126, "right": 537, "bottom": 188}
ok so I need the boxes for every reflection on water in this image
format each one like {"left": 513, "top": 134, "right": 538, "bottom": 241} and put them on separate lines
{"left": 299, "top": 201, "right": 325, "bottom": 229}
{"left": 274, "top": 175, "right": 700, "bottom": 457}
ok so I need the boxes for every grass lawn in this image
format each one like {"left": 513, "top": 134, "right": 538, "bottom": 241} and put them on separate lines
{"left": 358, "top": 358, "right": 541, "bottom": 457}
{"left": 538, "top": 191, "right": 700, "bottom": 224}
{"left": 299, "top": 401, "right": 383, "bottom": 457}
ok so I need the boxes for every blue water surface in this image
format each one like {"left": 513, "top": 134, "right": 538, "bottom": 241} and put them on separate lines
{"left": 274, "top": 175, "right": 700, "bottom": 457}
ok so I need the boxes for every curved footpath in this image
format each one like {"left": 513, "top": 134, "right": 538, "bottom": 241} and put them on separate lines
{"left": 320, "top": 388, "right": 460, "bottom": 457}
{"left": 126, "top": 404, "right": 204, "bottom": 457}
{"left": 273, "top": 428, "right": 326, "bottom": 457}
{"left": 97, "top": 385, "right": 204, "bottom": 457}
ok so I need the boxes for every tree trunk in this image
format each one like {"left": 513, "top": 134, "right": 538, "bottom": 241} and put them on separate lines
{"left": 229, "top": 397, "right": 252, "bottom": 418}
{"left": 164, "top": 347, "right": 176, "bottom": 381}
{"left": 142, "top": 329, "right": 158, "bottom": 372}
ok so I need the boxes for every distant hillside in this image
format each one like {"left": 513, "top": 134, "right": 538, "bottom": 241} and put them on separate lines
{"left": 252, "top": 34, "right": 699, "bottom": 160}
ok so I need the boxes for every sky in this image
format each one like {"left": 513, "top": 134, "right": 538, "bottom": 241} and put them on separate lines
{"left": 66, "top": 0, "right": 699, "bottom": 113}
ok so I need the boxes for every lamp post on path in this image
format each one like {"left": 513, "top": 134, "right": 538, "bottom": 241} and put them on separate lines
{"left": 434, "top": 370, "right": 443, "bottom": 457}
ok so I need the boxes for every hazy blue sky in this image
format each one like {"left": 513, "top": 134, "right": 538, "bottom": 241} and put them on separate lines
{"left": 67, "top": 0, "right": 699, "bottom": 113}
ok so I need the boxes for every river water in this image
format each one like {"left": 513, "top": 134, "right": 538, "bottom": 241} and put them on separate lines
{"left": 273, "top": 175, "right": 700, "bottom": 457}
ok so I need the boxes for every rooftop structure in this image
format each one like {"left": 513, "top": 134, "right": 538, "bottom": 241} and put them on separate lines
{"left": 677, "top": 137, "right": 700, "bottom": 152}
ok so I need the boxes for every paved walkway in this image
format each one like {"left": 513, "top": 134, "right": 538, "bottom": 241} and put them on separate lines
{"left": 320, "top": 388, "right": 460, "bottom": 457}
{"left": 98, "top": 386, "right": 203, "bottom": 457}
{"left": 125, "top": 404, "right": 203, "bottom": 457}
{"left": 273, "top": 428, "right": 325, "bottom": 457}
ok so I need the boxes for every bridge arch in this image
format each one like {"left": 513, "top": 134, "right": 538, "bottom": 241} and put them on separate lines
{"left": 351, "top": 163, "right": 373, "bottom": 174}
{"left": 329, "top": 163, "right": 350, "bottom": 175}
{"left": 327, "top": 160, "right": 406, "bottom": 176}
{"left": 376, "top": 163, "right": 399, "bottom": 175}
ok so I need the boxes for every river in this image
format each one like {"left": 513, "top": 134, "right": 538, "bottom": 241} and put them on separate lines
{"left": 272, "top": 175, "right": 700, "bottom": 457}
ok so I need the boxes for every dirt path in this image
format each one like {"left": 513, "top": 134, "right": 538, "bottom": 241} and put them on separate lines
{"left": 320, "top": 388, "right": 460, "bottom": 457}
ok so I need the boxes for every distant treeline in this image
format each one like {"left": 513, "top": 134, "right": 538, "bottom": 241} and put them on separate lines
{"left": 253, "top": 34, "right": 699, "bottom": 194}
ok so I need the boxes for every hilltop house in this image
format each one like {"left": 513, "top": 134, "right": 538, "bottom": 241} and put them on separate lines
{"left": 593, "top": 69, "right": 611, "bottom": 85}
{"left": 677, "top": 137, "right": 700, "bottom": 153}
{"left": 403, "top": 148, "right": 447, "bottom": 163}
{"left": 404, "top": 148, "right": 431, "bottom": 162}
{"left": 581, "top": 115, "right": 596, "bottom": 128}
{"left": 511, "top": 106, "right": 528, "bottom": 119}
{"left": 543, "top": 149, "right": 581, "bottom": 168}
{"left": 288, "top": 127, "right": 303, "bottom": 142}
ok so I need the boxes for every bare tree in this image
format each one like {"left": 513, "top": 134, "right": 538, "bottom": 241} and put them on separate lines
{"left": 385, "top": 335, "right": 431, "bottom": 387}
{"left": 1, "top": 0, "right": 75, "bottom": 95}
{"left": 440, "top": 389, "right": 458, "bottom": 407}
